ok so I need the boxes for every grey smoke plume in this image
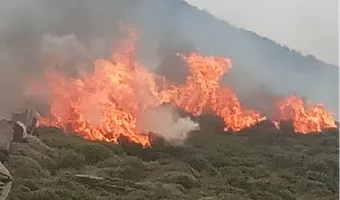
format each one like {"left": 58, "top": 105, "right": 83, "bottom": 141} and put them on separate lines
{"left": 0, "top": 0, "right": 130, "bottom": 117}
{"left": 41, "top": 34, "right": 92, "bottom": 77}
{"left": 138, "top": 105, "right": 200, "bottom": 146}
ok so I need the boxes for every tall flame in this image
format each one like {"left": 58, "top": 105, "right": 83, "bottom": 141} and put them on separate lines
{"left": 26, "top": 27, "right": 337, "bottom": 146}
{"left": 277, "top": 95, "right": 337, "bottom": 133}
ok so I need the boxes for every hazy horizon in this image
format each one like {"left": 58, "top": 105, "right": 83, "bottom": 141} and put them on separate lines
{"left": 185, "top": 0, "right": 338, "bottom": 66}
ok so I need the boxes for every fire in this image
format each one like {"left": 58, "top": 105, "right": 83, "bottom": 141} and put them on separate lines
{"left": 277, "top": 95, "right": 337, "bottom": 133}
{"left": 26, "top": 27, "right": 337, "bottom": 146}
{"left": 211, "top": 88, "right": 266, "bottom": 131}
{"left": 160, "top": 53, "right": 265, "bottom": 131}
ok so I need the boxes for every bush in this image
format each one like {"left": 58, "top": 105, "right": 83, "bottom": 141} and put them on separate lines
{"left": 76, "top": 144, "right": 114, "bottom": 164}
{"left": 36, "top": 127, "right": 90, "bottom": 149}
{"left": 9, "top": 142, "right": 57, "bottom": 171}
{"left": 157, "top": 171, "right": 199, "bottom": 189}
{"left": 6, "top": 156, "right": 49, "bottom": 179}
{"left": 55, "top": 149, "right": 85, "bottom": 169}
{"left": 7, "top": 125, "right": 339, "bottom": 200}
{"left": 116, "top": 156, "right": 149, "bottom": 181}
{"left": 96, "top": 154, "right": 121, "bottom": 168}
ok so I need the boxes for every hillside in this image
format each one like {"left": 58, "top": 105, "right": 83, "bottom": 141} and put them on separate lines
{"left": 133, "top": 0, "right": 338, "bottom": 113}
{"left": 0, "top": 2, "right": 338, "bottom": 199}
{"left": 5, "top": 126, "right": 339, "bottom": 200}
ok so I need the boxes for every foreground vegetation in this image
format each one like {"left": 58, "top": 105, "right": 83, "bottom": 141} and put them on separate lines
{"left": 5, "top": 126, "right": 339, "bottom": 200}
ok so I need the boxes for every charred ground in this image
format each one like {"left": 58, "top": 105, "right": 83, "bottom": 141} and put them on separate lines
{"left": 5, "top": 123, "right": 339, "bottom": 200}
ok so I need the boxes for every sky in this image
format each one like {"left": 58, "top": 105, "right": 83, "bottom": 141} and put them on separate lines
{"left": 185, "top": 0, "right": 338, "bottom": 66}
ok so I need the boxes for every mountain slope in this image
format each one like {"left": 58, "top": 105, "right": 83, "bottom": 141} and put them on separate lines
{"left": 131, "top": 0, "right": 338, "bottom": 113}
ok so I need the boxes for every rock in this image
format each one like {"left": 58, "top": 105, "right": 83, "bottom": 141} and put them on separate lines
{"left": 11, "top": 109, "right": 39, "bottom": 135}
{"left": 0, "top": 151, "right": 8, "bottom": 165}
{"left": 157, "top": 171, "right": 199, "bottom": 189}
{"left": 75, "top": 174, "right": 104, "bottom": 184}
{"left": 0, "top": 111, "right": 38, "bottom": 158}
{"left": 12, "top": 121, "right": 28, "bottom": 143}
{"left": 0, "top": 162, "right": 11, "bottom": 200}
{"left": 0, "top": 120, "right": 14, "bottom": 160}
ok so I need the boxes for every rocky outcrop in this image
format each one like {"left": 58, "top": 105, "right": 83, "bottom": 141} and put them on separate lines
{"left": 0, "top": 120, "right": 14, "bottom": 160}
{"left": 0, "top": 162, "right": 11, "bottom": 200}
{"left": 11, "top": 109, "right": 39, "bottom": 136}
{"left": 0, "top": 109, "right": 39, "bottom": 156}
{"left": 0, "top": 109, "right": 39, "bottom": 199}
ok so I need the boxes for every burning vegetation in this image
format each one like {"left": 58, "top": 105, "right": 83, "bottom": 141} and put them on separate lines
{"left": 25, "top": 25, "right": 338, "bottom": 147}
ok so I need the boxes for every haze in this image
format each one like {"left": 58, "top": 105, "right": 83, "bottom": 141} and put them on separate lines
{"left": 185, "top": 0, "right": 338, "bottom": 66}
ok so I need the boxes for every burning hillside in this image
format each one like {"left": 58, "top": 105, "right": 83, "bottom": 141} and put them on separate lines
{"left": 25, "top": 25, "right": 338, "bottom": 147}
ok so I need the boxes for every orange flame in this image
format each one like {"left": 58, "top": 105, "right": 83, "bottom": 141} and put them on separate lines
{"left": 26, "top": 27, "right": 337, "bottom": 146}
{"left": 160, "top": 53, "right": 265, "bottom": 131}
{"left": 277, "top": 95, "right": 337, "bottom": 133}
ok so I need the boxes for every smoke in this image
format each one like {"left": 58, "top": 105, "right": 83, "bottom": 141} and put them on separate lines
{"left": 0, "top": 0, "right": 337, "bottom": 120}
{"left": 138, "top": 105, "right": 200, "bottom": 146}
{"left": 41, "top": 34, "right": 92, "bottom": 77}
{"left": 0, "top": 0, "right": 185, "bottom": 117}
{"left": 0, "top": 0, "right": 133, "bottom": 117}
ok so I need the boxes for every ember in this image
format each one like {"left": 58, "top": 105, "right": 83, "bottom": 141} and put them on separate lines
{"left": 26, "top": 26, "right": 338, "bottom": 146}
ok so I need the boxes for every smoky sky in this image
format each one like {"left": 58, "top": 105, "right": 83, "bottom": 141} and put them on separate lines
{"left": 0, "top": 0, "right": 337, "bottom": 119}
{"left": 0, "top": 0, "right": 192, "bottom": 116}
{"left": 186, "top": 0, "right": 338, "bottom": 66}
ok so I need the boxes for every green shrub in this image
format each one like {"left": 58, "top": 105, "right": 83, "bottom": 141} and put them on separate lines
{"left": 6, "top": 156, "right": 49, "bottom": 179}
{"left": 55, "top": 149, "right": 85, "bottom": 169}
{"left": 116, "top": 156, "right": 149, "bottom": 181}
{"left": 96, "top": 154, "right": 121, "bottom": 168}
{"left": 157, "top": 171, "right": 199, "bottom": 189}
{"left": 9, "top": 142, "right": 57, "bottom": 171}
{"left": 76, "top": 144, "right": 114, "bottom": 164}
{"left": 36, "top": 127, "right": 91, "bottom": 149}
